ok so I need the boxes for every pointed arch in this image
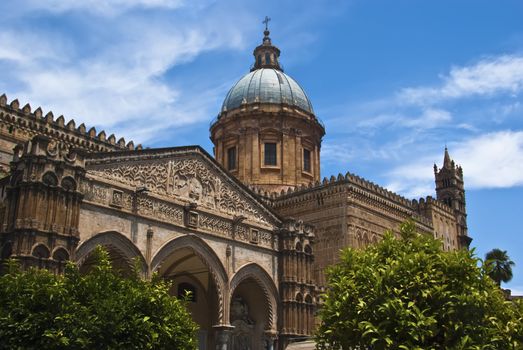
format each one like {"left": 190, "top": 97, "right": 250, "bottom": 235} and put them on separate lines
{"left": 151, "top": 234, "right": 228, "bottom": 323}
{"left": 31, "top": 243, "right": 50, "bottom": 258}
{"left": 229, "top": 263, "right": 279, "bottom": 331}
{"left": 75, "top": 231, "right": 146, "bottom": 274}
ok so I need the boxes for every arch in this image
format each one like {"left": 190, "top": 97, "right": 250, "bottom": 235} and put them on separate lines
{"left": 304, "top": 244, "right": 312, "bottom": 255}
{"left": 52, "top": 247, "right": 69, "bottom": 261}
{"left": 32, "top": 243, "right": 50, "bottom": 258}
{"left": 229, "top": 263, "right": 279, "bottom": 331}
{"left": 295, "top": 292, "right": 303, "bottom": 302}
{"left": 75, "top": 231, "right": 147, "bottom": 274}
{"left": 151, "top": 234, "right": 228, "bottom": 323}
{"left": 61, "top": 176, "right": 76, "bottom": 191}
{"left": 304, "top": 294, "right": 313, "bottom": 304}
{"left": 295, "top": 241, "right": 303, "bottom": 252}
{"left": 42, "top": 171, "right": 58, "bottom": 186}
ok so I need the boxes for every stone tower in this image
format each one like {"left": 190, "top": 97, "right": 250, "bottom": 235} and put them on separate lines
{"left": 434, "top": 147, "right": 471, "bottom": 248}
{"left": 0, "top": 135, "right": 85, "bottom": 271}
{"left": 210, "top": 23, "right": 325, "bottom": 193}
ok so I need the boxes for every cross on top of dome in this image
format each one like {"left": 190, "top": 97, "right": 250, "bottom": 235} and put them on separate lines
{"left": 252, "top": 16, "right": 282, "bottom": 72}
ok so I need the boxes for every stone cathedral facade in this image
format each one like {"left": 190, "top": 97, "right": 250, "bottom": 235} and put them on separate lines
{"left": 0, "top": 26, "right": 471, "bottom": 350}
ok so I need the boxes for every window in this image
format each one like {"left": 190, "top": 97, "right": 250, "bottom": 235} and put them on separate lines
{"left": 265, "top": 53, "right": 271, "bottom": 65}
{"left": 264, "top": 143, "right": 277, "bottom": 166}
{"left": 257, "top": 55, "right": 261, "bottom": 66}
{"left": 227, "top": 146, "right": 237, "bottom": 170}
{"left": 303, "top": 148, "right": 311, "bottom": 172}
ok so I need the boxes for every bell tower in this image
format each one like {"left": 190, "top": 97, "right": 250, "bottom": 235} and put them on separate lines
{"left": 434, "top": 147, "right": 471, "bottom": 248}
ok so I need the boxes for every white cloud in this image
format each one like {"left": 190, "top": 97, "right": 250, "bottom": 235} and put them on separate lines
{"left": 1, "top": 8, "right": 251, "bottom": 145}
{"left": 507, "top": 286, "right": 523, "bottom": 296}
{"left": 400, "top": 55, "right": 523, "bottom": 105}
{"left": 386, "top": 131, "right": 523, "bottom": 198}
{"left": 23, "top": 0, "right": 190, "bottom": 16}
{"left": 356, "top": 108, "right": 452, "bottom": 132}
{"left": 0, "top": 31, "right": 69, "bottom": 64}
{"left": 454, "top": 131, "right": 523, "bottom": 188}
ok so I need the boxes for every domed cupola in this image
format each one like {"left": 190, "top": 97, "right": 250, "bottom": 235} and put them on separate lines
{"left": 210, "top": 18, "right": 325, "bottom": 193}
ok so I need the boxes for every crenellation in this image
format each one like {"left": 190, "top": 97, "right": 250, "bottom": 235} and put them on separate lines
{"left": 34, "top": 107, "right": 43, "bottom": 119}
{"left": 22, "top": 103, "right": 31, "bottom": 115}
{"left": 66, "top": 119, "right": 76, "bottom": 131}
{"left": 107, "top": 134, "right": 116, "bottom": 144}
{"left": 97, "top": 130, "right": 106, "bottom": 141}
{"left": 56, "top": 115, "right": 65, "bottom": 127}
{"left": 126, "top": 141, "right": 134, "bottom": 151}
{"left": 0, "top": 94, "right": 6, "bottom": 106}
{"left": 77, "top": 123, "right": 86, "bottom": 134}
{"left": 10, "top": 99, "right": 19, "bottom": 110}
{"left": 44, "top": 111, "right": 54, "bottom": 123}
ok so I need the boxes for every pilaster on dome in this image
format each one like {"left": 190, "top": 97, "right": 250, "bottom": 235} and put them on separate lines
{"left": 251, "top": 16, "right": 283, "bottom": 72}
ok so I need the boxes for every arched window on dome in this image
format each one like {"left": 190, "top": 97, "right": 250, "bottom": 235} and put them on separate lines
{"left": 265, "top": 53, "right": 271, "bottom": 65}
{"left": 257, "top": 55, "right": 262, "bottom": 67}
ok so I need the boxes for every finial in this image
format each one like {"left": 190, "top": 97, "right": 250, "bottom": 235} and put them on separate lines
{"left": 251, "top": 16, "right": 282, "bottom": 71}
{"left": 443, "top": 146, "right": 452, "bottom": 169}
{"left": 263, "top": 16, "right": 271, "bottom": 31}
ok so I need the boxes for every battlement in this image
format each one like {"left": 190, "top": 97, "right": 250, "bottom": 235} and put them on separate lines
{"left": 413, "top": 195, "right": 455, "bottom": 216}
{"left": 262, "top": 171, "right": 414, "bottom": 208}
{"left": 0, "top": 94, "right": 142, "bottom": 153}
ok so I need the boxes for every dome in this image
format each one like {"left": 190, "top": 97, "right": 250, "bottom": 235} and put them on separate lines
{"left": 221, "top": 68, "right": 314, "bottom": 114}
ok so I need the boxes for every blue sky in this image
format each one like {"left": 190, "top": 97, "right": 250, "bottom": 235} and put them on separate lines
{"left": 1, "top": 0, "right": 523, "bottom": 291}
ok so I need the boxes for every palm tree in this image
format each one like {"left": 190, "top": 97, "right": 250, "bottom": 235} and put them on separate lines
{"left": 485, "top": 249, "right": 515, "bottom": 286}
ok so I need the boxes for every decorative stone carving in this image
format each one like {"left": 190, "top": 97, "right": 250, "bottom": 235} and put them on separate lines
{"left": 111, "top": 189, "right": 123, "bottom": 207}
{"left": 198, "top": 214, "right": 232, "bottom": 237}
{"left": 89, "top": 158, "right": 271, "bottom": 225}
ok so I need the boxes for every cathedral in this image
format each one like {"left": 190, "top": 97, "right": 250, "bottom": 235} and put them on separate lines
{"left": 0, "top": 23, "right": 471, "bottom": 350}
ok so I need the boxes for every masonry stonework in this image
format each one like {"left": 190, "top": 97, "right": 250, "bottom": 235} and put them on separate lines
{"left": 0, "top": 26, "right": 471, "bottom": 350}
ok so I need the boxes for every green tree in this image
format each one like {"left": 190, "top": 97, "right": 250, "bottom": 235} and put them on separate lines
{"left": 316, "top": 221, "right": 523, "bottom": 350}
{"left": 0, "top": 246, "right": 198, "bottom": 350}
{"left": 485, "top": 248, "right": 515, "bottom": 286}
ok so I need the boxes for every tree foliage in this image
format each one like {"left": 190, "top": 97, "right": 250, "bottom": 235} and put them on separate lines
{"left": 316, "top": 221, "right": 523, "bottom": 350}
{"left": 0, "top": 246, "right": 198, "bottom": 350}
{"left": 485, "top": 248, "right": 515, "bottom": 286}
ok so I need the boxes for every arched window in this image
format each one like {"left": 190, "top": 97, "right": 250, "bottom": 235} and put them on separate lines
{"left": 53, "top": 248, "right": 69, "bottom": 262}
{"left": 61, "top": 177, "right": 76, "bottom": 191}
{"left": 42, "top": 172, "right": 58, "bottom": 186}
{"left": 304, "top": 245, "right": 312, "bottom": 255}
{"left": 295, "top": 242, "right": 303, "bottom": 252}
{"left": 177, "top": 282, "right": 197, "bottom": 302}
{"left": 257, "top": 55, "right": 262, "bottom": 66}
{"left": 32, "top": 244, "right": 50, "bottom": 259}
{"left": 265, "top": 53, "right": 271, "bottom": 65}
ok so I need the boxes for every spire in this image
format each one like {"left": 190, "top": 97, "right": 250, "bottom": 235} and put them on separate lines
{"left": 443, "top": 147, "right": 452, "bottom": 169}
{"left": 252, "top": 16, "right": 283, "bottom": 71}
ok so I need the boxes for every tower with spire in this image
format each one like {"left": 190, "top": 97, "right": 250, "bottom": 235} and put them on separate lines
{"left": 434, "top": 147, "right": 471, "bottom": 248}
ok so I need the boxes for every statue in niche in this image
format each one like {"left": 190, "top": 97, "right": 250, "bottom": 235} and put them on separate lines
{"left": 231, "top": 296, "right": 254, "bottom": 350}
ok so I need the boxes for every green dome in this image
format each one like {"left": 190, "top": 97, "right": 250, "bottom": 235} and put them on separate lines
{"left": 221, "top": 68, "right": 314, "bottom": 114}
